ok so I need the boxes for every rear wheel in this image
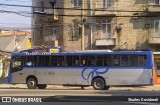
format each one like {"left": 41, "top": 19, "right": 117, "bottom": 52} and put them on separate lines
{"left": 38, "top": 84, "right": 47, "bottom": 89}
{"left": 92, "top": 78, "right": 105, "bottom": 90}
{"left": 27, "top": 78, "right": 37, "bottom": 89}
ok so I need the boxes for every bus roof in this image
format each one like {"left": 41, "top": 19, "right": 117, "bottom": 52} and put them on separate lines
{"left": 11, "top": 51, "right": 152, "bottom": 56}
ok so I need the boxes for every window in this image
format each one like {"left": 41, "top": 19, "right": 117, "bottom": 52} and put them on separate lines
{"left": 103, "top": 0, "right": 114, "bottom": 8}
{"left": 155, "top": 0, "right": 160, "bottom": 4}
{"left": 112, "top": 55, "right": 120, "bottom": 66}
{"left": 129, "top": 55, "right": 138, "bottom": 66}
{"left": 38, "top": 56, "right": 50, "bottom": 66}
{"left": 73, "top": 56, "right": 80, "bottom": 66}
{"left": 101, "top": 20, "right": 111, "bottom": 38}
{"left": 81, "top": 56, "right": 88, "bottom": 66}
{"left": 138, "top": 55, "right": 147, "bottom": 66}
{"left": 50, "top": 56, "right": 64, "bottom": 66}
{"left": 66, "top": 56, "right": 73, "bottom": 66}
{"left": 66, "top": 56, "right": 80, "bottom": 66}
{"left": 104, "top": 55, "right": 111, "bottom": 66}
{"left": 32, "top": 56, "right": 38, "bottom": 66}
{"left": 155, "top": 20, "right": 160, "bottom": 37}
{"left": 96, "top": 55, "right": 104, "bottom": 66}
{"left": 73, "top": 0, "right": 82, "bottom": 7}
{"left": 25, "top": 56, "right": 33, "bottom": 66}
{"left": 121, "top": 55, "right": 129, "bottom": 66}
{"left": 88, "top": 56, "right": 95, "bottom": 66}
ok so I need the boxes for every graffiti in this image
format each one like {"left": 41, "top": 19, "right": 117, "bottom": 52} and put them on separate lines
{"left": 81, "top": 68, "right": 109, "bottom": 83}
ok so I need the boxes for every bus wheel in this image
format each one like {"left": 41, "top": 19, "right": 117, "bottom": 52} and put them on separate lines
{"left": 38, "top": 84, "right": 47, "bottom": 89}
{"left": 27, "top": 78, "right": 37, "bottom": 89}
{"left": 92, "top": 78, "right": 105, "bottom": 90}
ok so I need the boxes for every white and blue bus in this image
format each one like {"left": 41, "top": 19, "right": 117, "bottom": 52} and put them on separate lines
{"left": 8, "top": 49, "right": 154, "bottom": 90}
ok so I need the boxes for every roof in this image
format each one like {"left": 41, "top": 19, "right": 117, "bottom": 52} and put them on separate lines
{"left": 0, "top": 30, "right": 31, "bottom": 36}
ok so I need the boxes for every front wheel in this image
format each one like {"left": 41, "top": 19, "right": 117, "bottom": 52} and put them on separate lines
{"left": 38, "top": 84, "right": 47, "bottom": 89}
{"left": 92, "top": 78, "right": 105, "bottom": 90}
{"left": 27, "top": 78, "right": 37, "bottom": 89}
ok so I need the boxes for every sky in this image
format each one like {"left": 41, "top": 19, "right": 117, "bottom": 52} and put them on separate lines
{"left": 0, "top": 0, "right": 31, "bottom": 31}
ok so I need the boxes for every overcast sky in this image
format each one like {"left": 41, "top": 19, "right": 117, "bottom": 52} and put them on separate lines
{"left": 0, "top": 0, "right": 31, "bottom": 31}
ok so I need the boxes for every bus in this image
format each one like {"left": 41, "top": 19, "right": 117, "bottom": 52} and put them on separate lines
{"left": 8, "top": 49, "right": 154, "bottom": 90}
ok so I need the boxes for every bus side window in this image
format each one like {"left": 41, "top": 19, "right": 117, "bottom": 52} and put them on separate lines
{"left": 50, "top": 56, "right": 64, "bottom": 66}
{"left": 112, "top": 55, "right": 120, "bottom": 66}
{"left": 25, "top": 56, "right": 32, "bottom": 66}
{"left": 96, "top": 55, "right": 104, "bottom": 66}
{"left": 88, "top": 56, "right": 95, "bottom": 66}
{"left": 104, "top": 55, "right": 111, "bottom": 66}
{"left": 72, "top": 56, "right": 80, "bottom": 66}
{"left": 66, "top": 56, "right": 72, "bottom": 66}
{"left": 129, "top": 55, "right": 138, "bottom": 66}
{"left": 81, "top": 56, "right": 88, "bottom": 66}
{"left": 138, "top": 55, "right": 147, "bottom": 66}
{"left": 121, "top": 55, "right": 129, "bottom": 66}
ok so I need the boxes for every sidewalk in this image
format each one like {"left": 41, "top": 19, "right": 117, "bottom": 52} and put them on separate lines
{"left": 0, "top": 84, "right": 160, "bottom": 91}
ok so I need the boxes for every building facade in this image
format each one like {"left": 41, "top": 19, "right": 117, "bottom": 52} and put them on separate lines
{"left": 32, "top": 0, "right": 160, "bottom": 51}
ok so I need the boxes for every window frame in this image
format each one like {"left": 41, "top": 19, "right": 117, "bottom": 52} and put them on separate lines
{"left": 101, "top": 19, "right": 111, "bottom": 38}
{"left": 154, "top": 20, "right": 160, "bottom": 37}
{"left": 73, "top": 0, "right": 82, "bottom": 7}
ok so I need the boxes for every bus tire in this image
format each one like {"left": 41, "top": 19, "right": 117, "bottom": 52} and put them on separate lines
{"left": 92, "top": 78, "right": 105, "bottom": 90}
{"left": 27, "top": 78, "right": 37, "bottom": 89}
{"left": 38, "top": 84, "right": 47, "bottom": 89}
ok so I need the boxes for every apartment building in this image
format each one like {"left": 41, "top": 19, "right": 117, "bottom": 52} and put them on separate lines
{"left": 32, "top": 0, "right": 160, "bottom": 51}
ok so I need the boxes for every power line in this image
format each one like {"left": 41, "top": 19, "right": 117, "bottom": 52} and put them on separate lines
{"left": 0, "top": 3, "right": 151, "bottom": 13}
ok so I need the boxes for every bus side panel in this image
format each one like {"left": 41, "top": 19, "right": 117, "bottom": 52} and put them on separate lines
{"left": 81, "top": 68, "right": 153, "bottom": 86}
{"left": 11, "top": 68, "right": 82, "bottom": 85}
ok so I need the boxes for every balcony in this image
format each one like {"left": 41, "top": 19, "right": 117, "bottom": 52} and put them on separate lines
{"left": 147, "top": 4, "right": 160, "bottom": 12}
{"left": 148, "top": 37, "right": 160, "bottom": 44}
{"left": 95, "top": 38, "right": 116, "bottom": 46}
{"left": 94, "top": 2, "right": 116, "bottom": 16}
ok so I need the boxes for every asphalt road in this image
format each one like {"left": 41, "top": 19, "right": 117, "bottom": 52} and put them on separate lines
{"left": 0, "top": 78, "right": 160, "bottom": 105}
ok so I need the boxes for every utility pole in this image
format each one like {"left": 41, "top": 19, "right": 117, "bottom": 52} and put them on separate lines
{"left": 81, "top": 0, "right": 85, "bottom": 50}
{"left": 49, "top": 0, "right": 56, "bottom": 46}
{"left": 90, "top": 0, "right": 93, "bottom": 50}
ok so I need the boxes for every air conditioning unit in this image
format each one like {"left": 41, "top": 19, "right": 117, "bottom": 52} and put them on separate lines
{"left": 53, "top": 14, "right": 58, "bottom": 20}
{"left": 116, "top": 24, "right": 122, "bottom": 30}
{"left": 145, "top": 23, "right": 151, "bottom": 28}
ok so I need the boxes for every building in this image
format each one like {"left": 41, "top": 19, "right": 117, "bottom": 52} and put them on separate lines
{"left": 0, "top": 30, "right": 31, "bottom": 77}
{"left": 32, "top": 0, "right": 160, "bottom": 51}
{"left": 0, "top": 30, "right": 31, "bottom": 52}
